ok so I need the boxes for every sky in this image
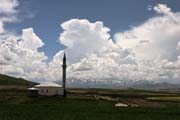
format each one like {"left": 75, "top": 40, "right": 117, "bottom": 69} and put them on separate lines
{"left": 5, "top": 0, "right": 180, "bottom": 60}
{"left": 1, "top": 0, "right": 180, "bottom": 87}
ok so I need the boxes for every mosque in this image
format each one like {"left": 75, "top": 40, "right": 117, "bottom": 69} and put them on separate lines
{"left": 28, "top": 53, "right": 67, "bottom": 97}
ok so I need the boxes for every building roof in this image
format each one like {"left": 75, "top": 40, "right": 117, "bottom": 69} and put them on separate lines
{"left": 35, "top": 82, "right": 62, "bottom": 88}
{"left": 28, "top": 87, "right": 39, "bottom": 90}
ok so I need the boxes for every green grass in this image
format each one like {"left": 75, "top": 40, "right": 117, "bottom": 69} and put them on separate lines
{"left": 0, "top": 97, "right": 180, "bottom": 120}
{"left": 69, "top": 88, "right": 179, "bottom": 99}
{"left": 0, "top": 90, "right": 180, "bottom": 120}
{"left": 0, "top": 74, "right": 26, "bottom": 85}
{"left": 0, "top": 73, "right": 180, "bottom": 120}
{"left": 0, "top": 74, "right": 37, "bottom": 87}
{"left": 147, "top": 97, "right": 180, "bottom": 102}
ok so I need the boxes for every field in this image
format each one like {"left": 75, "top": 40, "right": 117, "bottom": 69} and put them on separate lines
{"left": 1, "top": 74, "right": 180, "bottom": 120}
{"left": 147, "top": 96, "right": 180, "bottom": 102}
{"left": 0, "top": 89, "right": 180, "bottom": 120}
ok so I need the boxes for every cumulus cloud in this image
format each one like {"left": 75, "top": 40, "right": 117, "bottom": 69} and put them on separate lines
{"left": 20, "top": 28, "right": 44, "bottom": 50}
{"left": 1, "top": 1, "right": 180, "bottom": 87}
{"left": 0, "top": 0, "right": 19, "bottom": 33}
{"left": 0, "top": 28, "right": 48, "bottom": 81}
{"left": 0, "top": 0, "right": 49, "bottom": 82}
{"left": 0, "top": 0, "right": 19, "bottom": 14}
{"left": 113, "top": 3, "right": 180, "bottom": 83}
{"left": 154, "top": 4, "right": 172, "bottom": 15}
{"left": 57, "top": 19, "right": 114, "bottom": 63}
{"left": 115, "top": 4, "right": 180, "bottom": 61}
{"left": 52, "top": 4, "right": 180, "bottom": 86}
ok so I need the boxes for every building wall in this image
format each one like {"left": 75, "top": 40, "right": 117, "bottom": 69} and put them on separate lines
{"left": 28, "top": 90, "right": 39, "bottom": 97}
{"left": 37, "top": 87, "right": 64, "bottom": 96}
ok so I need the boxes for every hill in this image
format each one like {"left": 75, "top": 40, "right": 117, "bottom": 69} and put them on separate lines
{"left": 0, "top": 74, "right": 37, "bottom": 89}
{"left": 68, "top": 79, "right": 180, "bottom": 91}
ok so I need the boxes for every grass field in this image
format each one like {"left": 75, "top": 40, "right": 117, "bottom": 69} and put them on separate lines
{"left": 0, "top": 74, "right": 37, "bottom": 89}
{"left": 0, "top": 74, "right": 28, "bottom": 85}
{"left": 1, "top": 74, "right": 180, "bottom": 120}
{"left": 1, "top": 101, "right": 180, "bottom": 120}
{"left": 147, "top": 96, "right": 180, "bottom": 102}
{"left": 0, "top": 89, "right": 180, "bottom": 120}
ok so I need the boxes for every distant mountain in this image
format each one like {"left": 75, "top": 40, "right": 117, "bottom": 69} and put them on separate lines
{"left": 129, "top": 81, "right": 180, "bottom": 90}
{"left": 67, "top": 78, "right": 180, "bottom": 91}
{"left": 1, "top": 74, "right": 178, "bottom": 90}
{"left": 0, "top": 74, "right": 37, "bottom": 89}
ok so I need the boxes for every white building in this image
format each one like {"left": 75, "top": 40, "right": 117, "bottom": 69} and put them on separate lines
{"left": 28, "top": 52, "right": 67, "bottom": 97}
{"left": 33, "top": 82, "right": 64, "bottom": 96}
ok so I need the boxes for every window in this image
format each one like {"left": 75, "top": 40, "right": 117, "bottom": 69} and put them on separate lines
{"left": 41, "top": 89, "right": 44, "bottom": 93}
{"left": 46, "top": 89, "right": 48, "bottom": 93}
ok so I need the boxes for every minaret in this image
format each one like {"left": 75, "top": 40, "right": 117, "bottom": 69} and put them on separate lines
{"left": 62, "top": 52, "right": 67, "bottom": 97}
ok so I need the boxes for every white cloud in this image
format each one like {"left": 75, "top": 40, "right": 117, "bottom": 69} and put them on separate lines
{"left": 115, "top": 5, "right": 180, "bottom": 61}
{"left": 154, "top": 4, "right": 172, "bottom": 15}
{"left": 0, "top": 28, "right": 48, "bottom": 81}
{"left": 0, "top": 0, "right": 19, "bottom": 33}
{"left": 20, "top": 28, "right": 44, "bottom": 51}
{"left": 1, "top": 2, "right": 180, "bottom": 87}
{"left": 113, "top": 4, "right": 180, "bottom": 83}
{"left": 0, "top": 21, "right": 4, "bottom": 33}
{"left": 0, "top": 0, "right": 19, "bottom": 14}
{"left": 147, "top": 5, "right": 152, "bottom": 11}
{"left": 0, "top": 0, "right": 50, "bottom": 82}
{"left": 52, "top": 4, "right": 180, "bottom": 86}
{"left": 57, "top": 19, "right": 114, "bottom": 63}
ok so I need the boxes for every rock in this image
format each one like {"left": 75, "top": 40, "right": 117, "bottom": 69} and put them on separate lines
{"left": 115, "top": 103, "right": 128, "bottom": 107}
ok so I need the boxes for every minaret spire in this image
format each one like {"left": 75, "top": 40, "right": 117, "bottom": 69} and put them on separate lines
{"left": 62, "top": 52, "right": 67, "bottom": 97}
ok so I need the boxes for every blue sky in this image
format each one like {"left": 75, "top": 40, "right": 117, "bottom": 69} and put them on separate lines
{"left": 5, "top": 0, "right": 180, "bottom": 60}
{"left": 1, "top": 0, "right": 180, "bottom": 84}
